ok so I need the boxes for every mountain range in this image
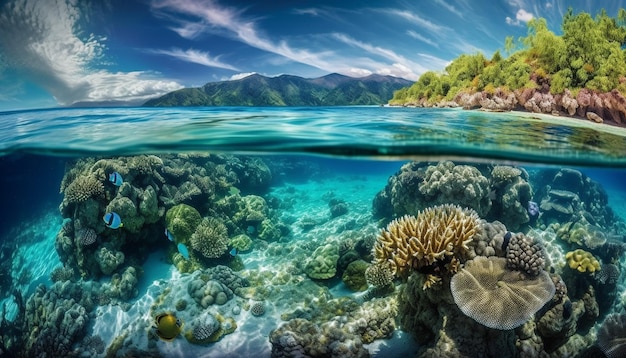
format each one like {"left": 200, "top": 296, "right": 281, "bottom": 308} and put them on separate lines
{"left": 143, "top": 73, "right": 413, "bottom": 106}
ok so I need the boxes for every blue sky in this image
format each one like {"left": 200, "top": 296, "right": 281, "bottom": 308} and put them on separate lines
{"left": 0, "top": 0, "right": 623, "bottom": 110}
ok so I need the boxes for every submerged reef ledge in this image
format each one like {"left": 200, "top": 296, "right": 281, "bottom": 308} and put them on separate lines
{"left": 390, "top": 87, "right": 626, "bottom": 128}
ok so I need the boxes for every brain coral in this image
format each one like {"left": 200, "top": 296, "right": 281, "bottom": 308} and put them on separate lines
{"left": 190, "top": 217, "right": 229, "bottom": 259}
{"left": 450, "top": 256, "right": 555, "bottom": 330}
{"left": 372, "top": 204, "right": 482, "bottom": 282}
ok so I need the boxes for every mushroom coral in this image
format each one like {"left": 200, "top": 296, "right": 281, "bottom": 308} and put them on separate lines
{"left": 450, "top": 256, "right": 555, "bottom": 330}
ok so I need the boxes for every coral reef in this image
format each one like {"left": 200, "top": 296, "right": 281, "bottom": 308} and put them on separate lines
{"left": 165, "top": 204, "right": 202, "bottom": 243}
{"left": 229, "top": 234, "right": 252, "bottom": 252}
{"left": 95, "top": 245, "right": 125, "bottom": 275}
{"left": 341, "top": 260, "right": 369, "bottom": 292}
{"left": 62, "top": 175, "right": 105, "bottom": 204}
{"left": 364, "top": 261, "right": 394, "bottom": 288}
{"left": 450, "top": 256, "right": 555, "bottom": 330}
{"left": 188, "top": 278, "right": 233, "bottom": 307}
{"left": 488, "top": 165, "right": 533, "bottom": 230}
{"left": 371, "top": 204, "right": 482, "bottom": 288}
{"left": 250, "top": 301, "right": 265, "bottom": 316}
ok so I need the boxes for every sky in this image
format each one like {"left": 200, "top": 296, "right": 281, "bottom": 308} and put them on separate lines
{"left": 0, "top": 0, "right": 623, "bottom": 110}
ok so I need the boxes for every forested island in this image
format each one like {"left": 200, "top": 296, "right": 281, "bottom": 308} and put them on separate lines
{"left": 390, "top": 9, "right": 626, "bottom": 126}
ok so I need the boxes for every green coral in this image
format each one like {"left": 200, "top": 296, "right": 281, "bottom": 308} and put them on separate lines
{"left": 565, "top": 249, "right": 601, "bottom": 273}
{"left": 229, "top": 234, "right": 252, "bottom": 252}
{"left": 341, "top": 260, "right": 369, "bottom": 292}
{"left": 165, "top": 204, "right": 202, "bottom": 243}
{"left": 304, "top": 244, "right": 340, "bottom": 280}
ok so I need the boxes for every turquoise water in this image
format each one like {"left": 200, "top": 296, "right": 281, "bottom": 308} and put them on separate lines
{"left": 0, "top": 106, "right": 625, "bottom": 357}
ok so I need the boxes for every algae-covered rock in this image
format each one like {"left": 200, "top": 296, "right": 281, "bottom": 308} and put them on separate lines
{"left": 165, "top": 204, "right": 202, "bottom": 243}
{"left": 342, "top": 259, "right": 369, "bottom": 291}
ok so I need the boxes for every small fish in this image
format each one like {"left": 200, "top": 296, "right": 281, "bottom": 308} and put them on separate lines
{"left": 154, "top": 312, "right": 183, "bottom": 341}
{"left": 502, "top": 231, "right": 512, "bottom": 251}
{"left": 177, "top": 243, "right": 190, "bottom": 260}
{"left": 165, "top": 228, "right": 174, "bottom": 242}
{"left": 103, "top": 212, "right": 123, "bottom": 229}
{"left": 527, "top": 201, "right": 540, "bottom": 217}
{"left": 229, "top": 247, "right": 238, "bottom": 257}
{"left": 108, "top": 172, "right": 123, "bottom": 186}
{"left": 562, "top": 299, "right": 572, "bottom": 320}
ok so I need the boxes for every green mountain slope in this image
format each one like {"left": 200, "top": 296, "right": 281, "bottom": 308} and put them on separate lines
{"left": 143, "top": 73, "right": 412, "bottom": 106}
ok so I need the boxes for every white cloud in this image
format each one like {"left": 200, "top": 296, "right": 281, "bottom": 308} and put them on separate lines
{"left": 0, "top": 0, "right": 183, "bottom": 105}
{"left": 417, "top": 53, "right": 451, "bottom": 69}
{"left": 229, "top": 72, "right": 257, "bottom": 80}
{"left": 433, "top": 0, "right": 463, "bottom": 18}
{"left": 384, "top": 9, "right": 450, "bottom": 33}
{"left": 147, "top": 48, "right": 238, "bottom": 70}
{"left": 406, "top": 30, "right": 438, "bottom": 48}
{"left": 506, "top": 8, "right": 534, "bottom": 26}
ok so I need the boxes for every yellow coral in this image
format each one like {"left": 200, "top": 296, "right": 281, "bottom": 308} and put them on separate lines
{"left": 565, "top": 249, "right": 601, "bottom": 273}
{"left": 372, "top": 204, "right": 481, "bottom": 281}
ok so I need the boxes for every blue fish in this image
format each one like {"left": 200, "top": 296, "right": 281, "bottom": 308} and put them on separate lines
{"left": 165, "top": 228, "right": 175, "bottom": 242}
{"left": 527, "top": 201, "right": 540, "bottom": 217}
{"left": 177, "top": 243, "right": 190, "bottom": 260}
{"left": 229, "top": 247, "right": 238, "bottom": 257}
{"left": 108, "top": 172, "right": 123, "bottom": 186}
{"left": 103, "top": 212, "right": 123, "bottom": 229}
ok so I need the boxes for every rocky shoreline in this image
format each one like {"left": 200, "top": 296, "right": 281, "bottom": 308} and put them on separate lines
{"left": 393, "top": 86, "right": 626, "bottom": 127}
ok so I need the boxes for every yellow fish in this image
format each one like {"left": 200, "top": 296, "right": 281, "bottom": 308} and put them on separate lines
{"left": 154, "top": 312, "right": 183, "bottom": 341}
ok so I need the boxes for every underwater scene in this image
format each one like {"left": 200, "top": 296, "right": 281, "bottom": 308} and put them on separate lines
{"left": 1, "top": 106, "right": 626, "bottom": 357}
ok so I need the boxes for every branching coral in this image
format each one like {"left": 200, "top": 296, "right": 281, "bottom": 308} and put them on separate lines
{"left": 371, "top": 204, "right": 482, "bottom": 287}
{"left": 190, "top": 217, "right": 229, "bottom": 259}
{"left": 450, "top": 256, "right": 555, "bottom": 330}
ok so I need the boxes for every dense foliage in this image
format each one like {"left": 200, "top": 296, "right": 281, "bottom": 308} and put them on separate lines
{"left": 390, "top": 9, "right": 626, "bottom": 105}
{"left": 144, "top": 73, "right": 412, "bottom": 106}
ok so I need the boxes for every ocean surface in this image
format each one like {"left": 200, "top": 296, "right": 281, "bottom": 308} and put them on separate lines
{"left": 0, "top": 106, "right": 625, "bottom": 357}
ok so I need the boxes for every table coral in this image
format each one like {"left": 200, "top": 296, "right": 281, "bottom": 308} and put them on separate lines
{"left": 565, "top": 249, "right": 601, "bottom": 273}
{"left": 450, "top": 256, "right": 555, "bottom": 330}
{"left": 371, "top": 203, "right": 482, "bottom": 288}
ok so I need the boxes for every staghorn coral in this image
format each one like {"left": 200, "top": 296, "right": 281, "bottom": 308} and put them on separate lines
{"left": 190, "top": 217, "right": 229, "bottom": 259}
{"left": 63, "top": 175, "right": 104, "bottom": 204}
{"left": 597, "top": 313, "right": 626, "bottom": 358}
{"left": 505, "top": 232, "right": 546, "bottom": 277}
{"left": 565, "top": 249, "right": 601, "bottom": 273}
{"left": 450, "top": 256, "right": 555, "bottom": 330}
{"left": 372, "top": 204, "right": 481, "bottom": 287}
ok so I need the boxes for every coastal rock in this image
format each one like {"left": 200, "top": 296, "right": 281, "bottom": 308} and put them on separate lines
{"left": 586, "top": 111, "right": 603, "bottom": 123}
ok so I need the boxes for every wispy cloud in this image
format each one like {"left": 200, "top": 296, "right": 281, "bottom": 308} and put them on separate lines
{"left": 0, "top": 0, "right": 182, "bottom": 106}
{"left": 150, "top": 0, "right": 336, "bottom": 72}
{"left": 417, "top": 53, "right": 451, "bottom": 69}
{"left": 433, "top": 0, "right": 464, "bottom": 18}
{"left": 406, "top": 30, "right": 439, "bottom": 48}
{"left": 383, "top": 9, "right": 450, "bottom": 33}
{"left": 147, "top": 48, "right": 238, "bottom": 70}
{"left": 229, "top": 72, "right": 257, "bottom": 80}
{"left": 332, "top": 33, "right": 426, "bottom": 80}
